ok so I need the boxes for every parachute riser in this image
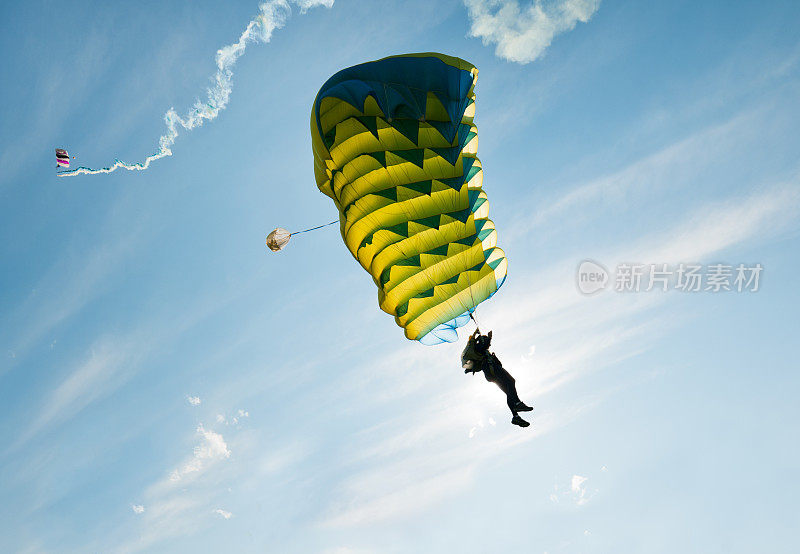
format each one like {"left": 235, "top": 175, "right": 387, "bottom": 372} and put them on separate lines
{"left": 469, "top": 311, "right": 480, "bottom": 335}
{"left": 289, "top": 219, "right": 338, "bottom": 236}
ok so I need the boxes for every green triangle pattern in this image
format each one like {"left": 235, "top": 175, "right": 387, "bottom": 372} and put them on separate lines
{"left": 392, "top": 148, "right": 425, "bottom": 168}
{"left": 428, "top": 120, "right": 458, "bottom": 143}
{"left": 448, "top": 208, "right": 472, "bottom": 223}
{"left": 414, "top": 287, "right": 435, "bottom": 299}
{"left": 414, "top": 215, "right": 441, "bottom": 229}
{"left": 440, "top": 274, "right": 460, "bottom": 285}
{"left": 400, "top": 180, "right": 433, "bottom": 196}
{"left": 385, "top": 221, "right": 409, "bottom": 237}
{"left": 390, "top": 118, "right": 419, "bottom": 144}
{"left": 324, "top": 126, "right": 337, "bottom": 150}
{"left": 365, "top": 151, "right": 386, "bottom": 167}
{"left": 462, "top": 156, "right": 476, "bottom": 179}
{"left": 395, "top": 255, "right": 421, "bottom": 267}
{"left": 359, "top": 233, "right": 375, "bottom": 250}
{"left": 396, "top": 301, "right": 409, "bottom": 317}
{"left": 477, "top": 227, "right": 493, "bottom": 241}
{"left": 457, "top": 123, "right": 472, "bottom": 143}
{"left": 465, "top": 161, "right": 481, "bottom": 183}
{"left": 373, "top": 187, "right": 397, "bottom": 202}
{"left": 410, "top": 89, "right": 428, "bottom": 115}
{"left": 437, "top": 176, "right": 465, "bottom": 191}
{"left": 431, "top": 146, "right": 461, "bottom": 166}
{"left": 425, "top": 244, "right": 449, "bottom": 257}
{"left": 462, "top": 130, "right": 477, "bottom": 146}
{"left": 355, "top": 116, "right": 379, "bottom": 139}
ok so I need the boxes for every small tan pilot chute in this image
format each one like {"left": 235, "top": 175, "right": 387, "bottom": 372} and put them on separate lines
{"left": 266, "top": 228, "right": 291, "bottom": 252}
{"left": 266, "top": 220, "right": 338, "bottom": 252}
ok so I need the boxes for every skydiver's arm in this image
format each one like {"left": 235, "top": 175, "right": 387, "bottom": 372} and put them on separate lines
{"left": 463, "top": 361, "right": 479, "bottom": 374}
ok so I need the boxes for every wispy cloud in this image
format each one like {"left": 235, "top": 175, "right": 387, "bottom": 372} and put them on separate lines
{"left": 111, "top": 420, "right": 239, "bottom": 554}
{"left": 169, "top": 424, "right": 231, "bottom": 482}
{"left": 0, "top": 215, "right": 147, "bottom": 371}
{"left": 215, "top": 409, "right": 250, "bottom": 425}
{"left": 514, "top": 107, "right": 792, "bottom": 235}
{"left": 213, "top": 508, "right": 233, "bottom": 520}
{"left": 131, "top": 504, "right": 145, "bottom": 514}
{"left": 570, "top": 474, "right": 591, "bottom": 505}
{"left": 8, "top": 255, "right": 273, "bottom": 452}
{"left": 187, "top": 395, "right": 201, "bottom": 406}
{"left": 315, "top": 170, "right": 799, "bottom": 530}
{"left": 16, "top": 336, "right": 138, "bottom": 446}
{"left": 464, "top": 0, "right": 601, "bottom": 63}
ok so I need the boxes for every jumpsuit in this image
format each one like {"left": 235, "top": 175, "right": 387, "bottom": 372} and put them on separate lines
{"left": 462, "top": 336, "right": 523, "bottom": 415}
{"left": 483, "top": 353, "right": 522, "bottom": 415}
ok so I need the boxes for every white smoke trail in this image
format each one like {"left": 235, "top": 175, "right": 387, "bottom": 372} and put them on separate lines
{"left": 59, "top": 0, "right": 334, "bottom": 178}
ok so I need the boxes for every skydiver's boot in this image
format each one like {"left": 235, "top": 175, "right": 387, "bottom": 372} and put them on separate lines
{"left": 514, "top": 401, "right": 533, "bottom": 412}
{"left": 511, "top": 414, "right": 530, "bottom": 427}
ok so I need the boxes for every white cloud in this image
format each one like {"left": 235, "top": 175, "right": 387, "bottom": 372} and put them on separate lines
{"left": 214, "top": 508, "right": 232, "bottom": 520}
{"left": 187, "top": 395, "right": 201, "bottom": 406}
{"left": 295, "top": 0, "right": 335, "bottom": 13}
{"left": 232, "top": 409, "right": 249, "bottom": 424}
{"left": 321, "top": 173, "right": 798, "bottom": 526}
{"left": 464, "top": 0, "right": 601, "bottom": 63}
{"left": 571, "top": 474, "right": 587, "bottom": 492}
{"left": 18, "top": 338, "right": 135, "bottom": 445}
{"left": 131, "top": 504, "right": 145, "bottom": 514}
{"left": 1, "top": 219, "right": 146, "bottom": 369}
{"left": 570, "top": 474, "right": 592, "bottom": 505}
{"left": 112, "top": 421, "right": 243, "bottom": 553}
{"left": 216, "top": 409, "right": 250, "bottom": 425}
{"left": 324, "top": 466, "right": 476, "bottom": 527}
{"left": 169, "top": 424, "right": 231, "bottom": 482}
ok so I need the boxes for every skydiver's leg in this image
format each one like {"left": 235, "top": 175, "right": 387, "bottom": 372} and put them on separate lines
{"left": 495, "top": 367, "right": 521, "bottom": 414}
{"left": 491, "top": 365, "right": 533, "bottom": 415}
{"left": 483, "top": 363, "right": 518, "bottom": 414}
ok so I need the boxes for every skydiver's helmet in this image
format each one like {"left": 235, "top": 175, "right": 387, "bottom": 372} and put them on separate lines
{"left": 475, "top": 333, "right": 491, "bottom": 352}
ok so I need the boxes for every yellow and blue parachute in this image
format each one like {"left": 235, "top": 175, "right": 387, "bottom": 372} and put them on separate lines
{"left": 311, "top": 53, "right": 507, "bottom": 345}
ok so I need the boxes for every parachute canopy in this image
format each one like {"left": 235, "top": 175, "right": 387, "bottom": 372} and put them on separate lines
{"left": 310, "top": 53, "right": 507, "bottom": 345}
{"left": 55, "top": 148, "right": 70, "bottom": 168}
{"left": 266, "top": 228, "right": 291, "bottom": 252}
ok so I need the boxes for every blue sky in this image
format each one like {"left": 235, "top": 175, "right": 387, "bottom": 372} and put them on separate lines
{"left": 1, "top": 1, "right": 799, "bottom": 552}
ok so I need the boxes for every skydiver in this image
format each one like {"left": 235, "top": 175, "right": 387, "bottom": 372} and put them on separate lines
{"left": 462, "top": 329, "right": 533, "bottom": 428}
